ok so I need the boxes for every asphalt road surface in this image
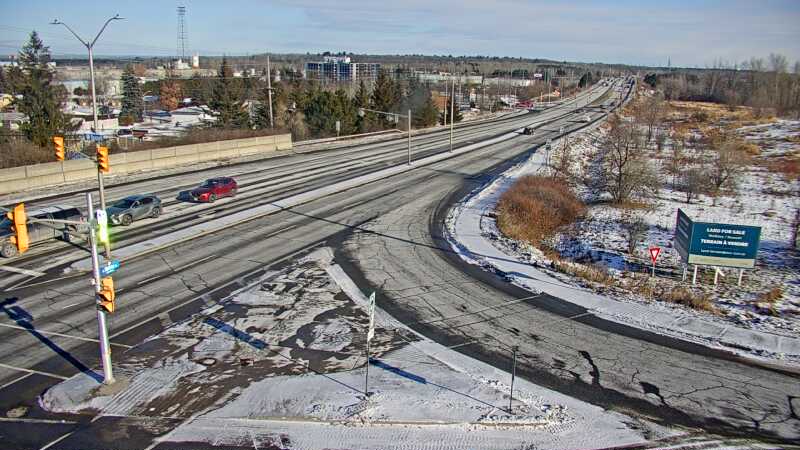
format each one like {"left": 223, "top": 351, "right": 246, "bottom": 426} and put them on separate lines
{"left": 5, "top": 79, "right": 795, "bottom": 448}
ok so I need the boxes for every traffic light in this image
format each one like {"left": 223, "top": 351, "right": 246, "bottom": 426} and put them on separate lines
{"left": 96, "top": 145, "right": 110, "bottom": 173}
{"left": 95, "top": 209, "right": 109, "bottom": 245}
{"left": 5, "top": 203, "right": 29, "bottom": 255}
{"left": 98, "top": 276, "right": 115, "bottom": 313}
{"left": 53, "top": 136, "right": 65, "bottom": 161}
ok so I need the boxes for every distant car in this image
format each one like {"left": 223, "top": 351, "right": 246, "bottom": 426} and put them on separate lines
{"left": 0, "top": 205, "right": 85, "bottom": 258}
{"left": 582, "top": 114, "right": 592, "bottom": 123}
{"left": 522, "top": 126, "right": 536, "bottom": 135}
{"left": 107, "top": 195, "right": 162, "bottom": 226}
{"left": 189, "top": 177, "right": 237, "bottom": 203}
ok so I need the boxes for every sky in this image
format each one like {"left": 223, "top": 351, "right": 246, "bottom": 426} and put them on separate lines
{"left": 1, "top": 0, "right": 799, "bottom": 67}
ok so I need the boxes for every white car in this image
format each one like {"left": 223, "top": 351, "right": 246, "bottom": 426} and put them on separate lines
{"left": 582, "top": 114, "right": 592, "bottom": 123}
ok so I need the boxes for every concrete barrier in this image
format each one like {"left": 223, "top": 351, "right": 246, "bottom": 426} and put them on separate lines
{"left": 0, "top": 133, "right": 292, "bottom": 195}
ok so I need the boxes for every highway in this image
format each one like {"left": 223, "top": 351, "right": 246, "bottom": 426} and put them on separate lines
{"left": 1, "top": 79, "right": 796, "bottom": 448}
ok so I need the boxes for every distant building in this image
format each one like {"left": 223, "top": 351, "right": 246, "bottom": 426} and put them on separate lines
{"left": 305, "top": 56, "right": 379, "bottom": 83}
{"left": 191, "top": 54, "right": 200, "bottom": 69}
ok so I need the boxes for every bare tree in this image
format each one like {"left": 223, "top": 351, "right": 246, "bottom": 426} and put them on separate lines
{"left": 596, "top": 114, "right": 660, "bottom": 203}
{"left": 665, "top": 129, "right": 686, "bottom": 188}
{"left": 678, "top": 167, "right": 711, "bottom": 204}
{"left": 636, "top": 94, "right": 665, "bottom": 144}
{"left": 709, "top": 137, "right": 749, "bottom": 196}
{"left": 551, "top": 137, "right": 575, "bottom": 181}
{"left": 621, "top": 213, "right": 649, "bottom": 254}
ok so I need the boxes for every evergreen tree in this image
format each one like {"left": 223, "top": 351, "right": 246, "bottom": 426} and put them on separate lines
{"left": 211, "top": 57, "right": 248, "bottom": 128}
{"left": 439, "top": 95, "right": 463, "bottom": 125}
{"left": 353, "top": 79, "right": 375, "bottom": 132}
{"left": 15, "top": 31, "right": 72, "bottom": 146}
{"left": 333, "top": 88, "right": 357, "bottom": 135}
{"left": 371, "top": 70, "right": 400, "bottom": 128}
{"left": 119, "top": 65, "right": 143, "bottom": 124}
{"left": 415, "top": 95, "right": 440, "bottom": 127}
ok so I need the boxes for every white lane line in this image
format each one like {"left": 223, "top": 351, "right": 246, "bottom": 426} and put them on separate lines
{"left": 0, "top": 373, "right": 31, "bottom": 391}
{"left": 5, "top": 273, "right": 82, "bottom": 292}
{"left": 39, "top": 414, "right": 102, "bottom": 450}
{"left": 136, "top": 275, "right": 161, "bottom": 286}
{"left": 0, "top": 322, "right": 132, "bottom": 348}
{"left": 171, "top": 254, "right": 217, "bottom": 273}
{"left": 262, "top": 224, "right": 297, "bottom": 239}
{"left": 0, "top": 362, "right": 68, "bottom": 380}
{"left": 0, "top": 265, "right": 46, "bottom": 277}
{"left": 0, "top": 417, "right": 77, "bottom": 424}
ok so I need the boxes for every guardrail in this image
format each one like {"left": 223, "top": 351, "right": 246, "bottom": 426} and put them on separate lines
{"left": 0, "top": 133, "right": 292, "bottom": 195}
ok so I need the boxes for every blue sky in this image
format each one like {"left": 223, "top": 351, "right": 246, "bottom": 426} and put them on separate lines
{"left": 2, "top": 0, "right": 799, "bottom": 67}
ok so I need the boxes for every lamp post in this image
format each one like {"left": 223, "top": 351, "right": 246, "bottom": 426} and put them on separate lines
{"left": 359, "top": 107, "right": 412, "bottom": 165}
{"left": 52, "top": 14, "right": 123, "bottom": 260}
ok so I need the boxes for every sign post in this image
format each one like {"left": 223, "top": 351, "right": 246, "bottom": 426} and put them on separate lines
{"left": 365, "top": 292, "right": 375, "bottom": 397}
{"left": 648, "top": 246, "right": 661, "bottom": 277}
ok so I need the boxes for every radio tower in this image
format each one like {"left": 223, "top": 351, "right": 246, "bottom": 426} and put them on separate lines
{"left": 177, "top": 6, "right": 188, "bottom": 61}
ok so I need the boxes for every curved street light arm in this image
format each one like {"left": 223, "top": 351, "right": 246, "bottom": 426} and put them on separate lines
{"left": 90, "top": 15, "right": 123, "bottom": 48}
{"left": 51, "top": 20, "right": 89, "bottom": 48}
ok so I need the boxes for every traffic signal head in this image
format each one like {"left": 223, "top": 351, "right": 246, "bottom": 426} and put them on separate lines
{"left": 5, "top": 203, "right": 29, "bottom": 255}
{"left": 98, "top": 276, "right": 115, "bottom": 313}
{"left": 53, "top": 136, "right": 65, "bottom": 161}
{"left": 95, "top": 209, "right": 109, "bottom": 245}
{"left": 96, "top": 145, "right": 110, "bottom": 173}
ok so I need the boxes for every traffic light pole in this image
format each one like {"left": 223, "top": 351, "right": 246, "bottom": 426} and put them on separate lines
{"left": 86, "top": 193, "right": 114, "bottom": 384}
{"left": 96, "top": 167, "right": 111, "bottom": 259}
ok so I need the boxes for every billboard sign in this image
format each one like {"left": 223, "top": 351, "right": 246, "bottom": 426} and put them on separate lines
{"left": 674, "top": 209, "right": 761, "bottom": 269}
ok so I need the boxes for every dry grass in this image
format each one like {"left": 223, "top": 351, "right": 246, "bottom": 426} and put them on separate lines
{"left": 757, "top": 287, "right": 783, "bottom": 304}
{"left": 667, "top": 101, "right": 777, "bottom": 133}
{"left": 496, "top": 175, "right": 586, "bottom": 246}
{"left": 659, "top": 287, "right": 717, "bottom": 313}
{"left": 554, "top": 261, "right": 615, "bottom": 286}
{"left": 0, "top": 140, "right": 55, "bottom": 169}
{"left": 764, "top": 157, "right": 800, "bottom": 181}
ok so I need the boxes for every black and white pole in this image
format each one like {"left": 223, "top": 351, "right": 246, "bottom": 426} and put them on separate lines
{"left": 87, "top": 193, "right": 114, "bottom": 384}
{"left": 509, "top": 345, "right": 518, "bottom": 413}
{"left": 365, "top": 292, "right": 376, "bottom": 396}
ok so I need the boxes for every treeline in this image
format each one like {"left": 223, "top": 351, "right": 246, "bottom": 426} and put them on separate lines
{"left": 132, "top": 57, "right": 447, "bottom": 140}
{"left": 643, "top": 54, "right": 800, "bottom": 117}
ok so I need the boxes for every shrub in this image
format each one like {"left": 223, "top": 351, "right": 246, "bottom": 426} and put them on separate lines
{"left": 496, "top": 175, "right": 586, "bottom": 246}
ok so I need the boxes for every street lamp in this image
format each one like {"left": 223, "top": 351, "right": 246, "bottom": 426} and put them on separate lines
{"left": 52, "top": 14, "right": 124, "bottom": 258}
{"left": 359, "top": 107, "right": 413, "bottom": 165}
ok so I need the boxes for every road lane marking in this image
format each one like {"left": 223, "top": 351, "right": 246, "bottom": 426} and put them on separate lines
{"left": 172, "top": 254, "right": 217, "bottom": 273}
{"left": 5, "top": 273, "right": 83, "bottom": 292}
{"left": 0, "top": 265, "right": 46, "bottom": 277}
{"left": 0, "top": 362, "right": 68, "bottom": 380}
{"left": 0, "top": 323, "right": 132, "bottom": 348}
{"left": 0, "top": 373, "right": 31, "bottom": 391}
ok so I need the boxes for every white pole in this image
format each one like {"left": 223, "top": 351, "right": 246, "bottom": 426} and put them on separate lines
{"left": 87, "top": 193, "right": 114, "bottom": 384}
{"left": 738, "top": 269, "right": 743, "bottom": 286}
{"left": 407, "top": 109, "right": 412, "bottom": 165}
{"left": 692, "top": 265, "right": 698, "bottom": 285}
{"left": 267, "top": 54, "right": 274, "bottom": 129}
{"left": 449, "top": 78, "right": 455, "bottom": 152}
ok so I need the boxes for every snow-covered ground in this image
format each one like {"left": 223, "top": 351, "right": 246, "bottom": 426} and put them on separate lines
{"left": 445, "top": 118, "right": 800, "bottom": 365}
{"left": 42, "top": 247, "right": 662, "bottom": 449}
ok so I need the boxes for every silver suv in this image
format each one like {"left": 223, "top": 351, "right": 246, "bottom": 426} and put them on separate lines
{"left": 108, "top": 195, "right": 162, "bottom": 226}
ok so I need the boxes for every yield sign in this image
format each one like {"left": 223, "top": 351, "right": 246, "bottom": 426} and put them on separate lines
{"left": 649, "top": 247, "right": 662, "bottom": 263}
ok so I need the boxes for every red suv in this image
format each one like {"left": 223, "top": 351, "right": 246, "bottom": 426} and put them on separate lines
{"left": 190, "top": 177, "right": 238, "bottom": 203}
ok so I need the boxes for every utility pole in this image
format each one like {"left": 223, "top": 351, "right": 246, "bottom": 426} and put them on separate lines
{"left": 266, "top": 54, "right": 274, "bottom": 129}
{"left": 86, "top": 193, "right": 114, "bottom": 384}
{"left": 53, "top": 15, "right": 123, "bottom": 261}
{"left": 443, "top": 79, "right": 448, "bottom": 127}
{"left": 449, "top": 78, "right": 455, "bottom": 152}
